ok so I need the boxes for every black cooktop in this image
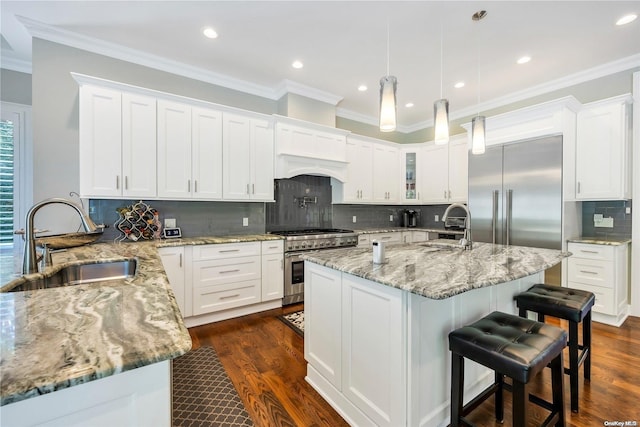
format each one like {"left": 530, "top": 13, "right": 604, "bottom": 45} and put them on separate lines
{"left": 270, "top": 228, "right": 355, "bottom": 236}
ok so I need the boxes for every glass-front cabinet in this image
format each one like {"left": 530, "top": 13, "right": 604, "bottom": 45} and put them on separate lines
{"left": 401, "top": 145, "right": 422, "bottom": 203}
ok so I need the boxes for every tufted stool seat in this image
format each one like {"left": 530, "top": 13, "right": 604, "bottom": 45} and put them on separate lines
{"left": 516, "top": 283, "right": 595, "bottom": 412}
{"left": 449, "top": 311, "right": 566, "bottom": 427}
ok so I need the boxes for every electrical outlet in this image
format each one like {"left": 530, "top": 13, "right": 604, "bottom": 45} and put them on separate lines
{"left": 242, "top": 217, "right": 249, "bottom": 227}
{"left": 352, "top": 216, "right": 357, "bottom": 223}
{"left": 389, "top": 215, "right": 394, "bottom": 221}
{"left": 165, "top": 218, "right": 176, "bottom": 228}
{"left": 434, "top": 215, "right": 439, "bottom": 222}
{"left": 626, "top": 207, "right": 632, "bottom": 214}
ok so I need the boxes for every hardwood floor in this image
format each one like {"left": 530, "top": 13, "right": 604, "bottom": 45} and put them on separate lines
{"left": 188, "top": 306, "right": 640, "bottom": 427}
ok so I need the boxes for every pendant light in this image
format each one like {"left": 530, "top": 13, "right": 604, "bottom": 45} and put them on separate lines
{"left": 379, "top": 23, "right": 397, "bottom": 132}
{"left": 471, "top": 10, "right": 487, "bottom": 155}
{"left": 434, "top": 21, "right": 449, "bottom": 145}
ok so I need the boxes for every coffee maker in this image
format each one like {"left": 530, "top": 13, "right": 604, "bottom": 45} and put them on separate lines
{"left": 402, "top": 209, "right": 418, "bottom": 228}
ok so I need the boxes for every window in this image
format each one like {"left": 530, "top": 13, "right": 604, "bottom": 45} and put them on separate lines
{"left": 0, "top": 102, "right": 31, "bottom": 281}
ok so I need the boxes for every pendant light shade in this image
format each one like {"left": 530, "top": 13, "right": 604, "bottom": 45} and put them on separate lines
{"left": 471, "top": 116, "right": 486, "bottom": 155}
{"left": 379, "top": 75, "right": 398, "bottom": 132}
{"left": 434, "top": 99, "right": 450, "bottom": 144}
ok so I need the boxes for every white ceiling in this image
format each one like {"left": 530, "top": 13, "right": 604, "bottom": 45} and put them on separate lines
{"left": 2, "top": 1, "right": 640, "bottom": 132}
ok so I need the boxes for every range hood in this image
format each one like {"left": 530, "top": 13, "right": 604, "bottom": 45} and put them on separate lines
{"left": 274, "top": 116, "right": 350, "bottom": 182}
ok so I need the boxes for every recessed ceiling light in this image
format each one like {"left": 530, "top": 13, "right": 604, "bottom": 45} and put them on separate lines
{"left": 292, "top": 60, "right": 304, "bottom": 69}
{"left": 454, "top": 82, "right": 465, "bottom": 89}
{"left": 203, "top": 27, "right": 218, "bottom": 39}
{"left": 358, "top": 85, "right": 368, "bottom": 92}
{"left": 517, "top": 56, "right": 531, "bottom": 64}
{"left": 405, "top": 102, "right": 414, "bottom": 108}
{"left": 616, "top": 14, "right": 637, "bottom": 25}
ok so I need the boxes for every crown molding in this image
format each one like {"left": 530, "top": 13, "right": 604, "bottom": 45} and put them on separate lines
{"left": 274, "top": 79, "right": 343, "bottom": 105}
{"left": 17, "top": 15, "right": 277, "bottom": 100}
{"left": 14, "top": 16, "right": 640, "bottom": 134}
{"left": 0, "top": 55, "right": 32, "bottom": 74}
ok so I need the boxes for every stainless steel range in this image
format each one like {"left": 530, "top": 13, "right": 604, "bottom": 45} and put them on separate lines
{"left": 271, "top": 228, "right": 358, "bottom": 305}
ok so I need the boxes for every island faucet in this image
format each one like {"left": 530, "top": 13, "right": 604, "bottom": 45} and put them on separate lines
{"left": 22, "top": 198, "right": 102, "bottom": 274}
{"left": 442, "top": 202, "right": 473, "bottom": 250}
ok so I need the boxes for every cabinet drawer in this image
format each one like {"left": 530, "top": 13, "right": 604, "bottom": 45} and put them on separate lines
{"left": 410, "top": 231, "right": 428, "bottom": 243}
{"left": 567, "top": 258, "right": 613, "bottom": 288}
{"left": 193, "top": 279, "right": 261, "bottom": 315}
{"left": 193, "top": 256, "right": 261, "bottom": 287}
{"left": 358, "top": 234, "right": 371, "bottom": 247}
{"left": 567, "top": 281, "right": 614, "bottom": 315}
{"left": 567, "top": 243, "right": 614, "bottom": 260}
{"left": 261, "top": 240, "right": 284, "bottom": 255}
{"left": 193, "top": 242, "right": 261, "bottom": 260}
{"left": 371, "top": 232, "right": 402, "bottom": 244}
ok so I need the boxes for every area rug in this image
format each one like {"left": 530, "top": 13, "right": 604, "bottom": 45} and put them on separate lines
{"left": 172, "top": 345, "right": 254, "bottom": 427}
{"left": 278, "top": 310, "right": 304, "bottom": 337}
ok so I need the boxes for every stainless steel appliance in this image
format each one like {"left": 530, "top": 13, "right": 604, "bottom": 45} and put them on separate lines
{"left": 468, "top": 134, "right": 563, "bottom": 284}
{"left": 272, "top": 228, "right": 358, "bottom": 305}
{"left": 402, "top": 209, "right": 418, "bottom": 228}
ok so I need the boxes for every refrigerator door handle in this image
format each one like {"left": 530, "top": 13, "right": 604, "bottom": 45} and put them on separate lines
{"left": 492, "top": 190, "right": 499, "bottom": 244}
{"left": 506, "top": 189, "right": 513, "bottom": 246}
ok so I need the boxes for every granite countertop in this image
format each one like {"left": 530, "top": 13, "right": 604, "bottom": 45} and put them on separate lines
{"left": 302, "top": 241, "right": 569, "bottom": 300}
{"left": 0, "top": 233, "right": 280, "bottom": 406}
{"left": 567, "top": 236, "right": 631, "bottom": 246}
{"left": 355, "top": 227, "right": 464, "bottom": 235}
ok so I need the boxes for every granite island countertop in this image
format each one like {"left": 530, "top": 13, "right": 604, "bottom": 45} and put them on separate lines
{"left": 355, "top": 227, "right": 464, "bottom": 235}
{"left": 302, "top": 241, "right": 569, "bottom": 300}
{"left": 0, "top": 233, "right": 282, "bottom": 406}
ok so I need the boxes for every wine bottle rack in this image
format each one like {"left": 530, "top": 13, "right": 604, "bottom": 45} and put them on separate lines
{"left": 114, "top": 201, "right": 161, "bottom": 242}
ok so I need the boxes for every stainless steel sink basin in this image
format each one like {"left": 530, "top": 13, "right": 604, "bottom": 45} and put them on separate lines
{"left": 3, "top": 259, "right": 137, "bottom": 292}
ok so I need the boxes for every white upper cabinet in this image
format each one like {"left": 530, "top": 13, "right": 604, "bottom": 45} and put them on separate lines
{"left": 157, "top": 102, "right": 223, "bottom": 199}
{"left": 337, "top": 136, "right": 399, "bottom": 204}
{"left": 575, "top": 94, "right": 632, "bottom": 200}
{"left": 372, "top": 143, "right": 400, "bottom": 203}
{"left": 342, "top": 137, "right": 373, "bottom": 202}
{"left": 421, "top": 135, "right": 468, "bottom": 204}
{"left": 192, "top": 107, "right": 223, "bottom": 199}
{"left": 121, "top": 93, "right": 157, "bottom": 198}
{"left": 79, "top": 85, "right": 156, "bottom": 198}
{"left": 401, "top": 147, "right": 421, "bottom": 203}
{"left": 79, "top": 85, "right": 122, "bottom": 198}
{"left": 447, "top": 135, "right": 469, "bottom": 203}
{"left": 222, "top": 112, "right": 274, "bottom": 201}
{"left": 157, "top": 100, "right": 192, "bottom": 199}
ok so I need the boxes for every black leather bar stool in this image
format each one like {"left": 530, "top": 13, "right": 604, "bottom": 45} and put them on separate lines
{"left": 515, "top": 283, "right": 595, "bottom": 413}
{"left": 449, "top": 311, "right": 566, "bottom": 427}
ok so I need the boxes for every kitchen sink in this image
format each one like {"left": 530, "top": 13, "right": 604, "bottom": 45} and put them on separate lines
{"left": 3, "top": 259, "right": 137, "bottom": 292}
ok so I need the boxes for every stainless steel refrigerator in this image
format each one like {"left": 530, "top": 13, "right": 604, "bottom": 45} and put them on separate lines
{"left": 468, "top": 134, "right": 563, "bottom": 284}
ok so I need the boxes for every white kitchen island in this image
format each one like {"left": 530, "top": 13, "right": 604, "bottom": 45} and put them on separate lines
{"left": 303, "top": 242, "right": 568, "bottom": 427}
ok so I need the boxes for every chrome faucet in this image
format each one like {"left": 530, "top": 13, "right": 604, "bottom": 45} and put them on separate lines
{"left": 442, "top": 202, "right": 473, "bottom": 250}
{"left": 22, "top": 198, "right": 102, "bottom": 274}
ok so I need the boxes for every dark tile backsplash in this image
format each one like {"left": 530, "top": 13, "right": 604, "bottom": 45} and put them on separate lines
{"left": 581, "top": 200, "right": 632, "bottom": 239}
{"left": 266, "top": 176, "right": 333, "bottom": 231}
{"left": 89, "top": 199, "right": 265, "bottom": 242}
{"left": 332, "top": 204, "right": 458, "bottom": 230}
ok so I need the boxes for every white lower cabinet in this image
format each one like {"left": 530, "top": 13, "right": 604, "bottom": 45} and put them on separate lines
{"left": 341, "top": 273, "right": 406, "bottom": 427}
{"left": 304, "top": 263, "right": 406, "bottom": 427}
{"left": 159, "top": 241, "right": 284, "bottom": 326}
{"left": 567, "top": 242, "right": 630, "bottom": 326}
{"left": 192, "top": 242, "right": 262, "bottom": 315}
{"left": 1, "top": 361, "right": 170, "bottom": 427}
{"left": 261, "top": 240, "right": 284, "bottom": 301}
{"left": 158, "top": 246, "right": 186, "bottom": 315}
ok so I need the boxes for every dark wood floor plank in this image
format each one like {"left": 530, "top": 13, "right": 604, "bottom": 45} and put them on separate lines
{"left": 188, "top": 306, "right": 640, "bottom": 427}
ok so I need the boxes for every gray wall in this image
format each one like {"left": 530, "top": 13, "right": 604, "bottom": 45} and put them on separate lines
{"left": 0, "top": 69, "right": 32, "bottom": 105}
{"left": 278, "top": 93, "right": 335, "bottom": 127}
